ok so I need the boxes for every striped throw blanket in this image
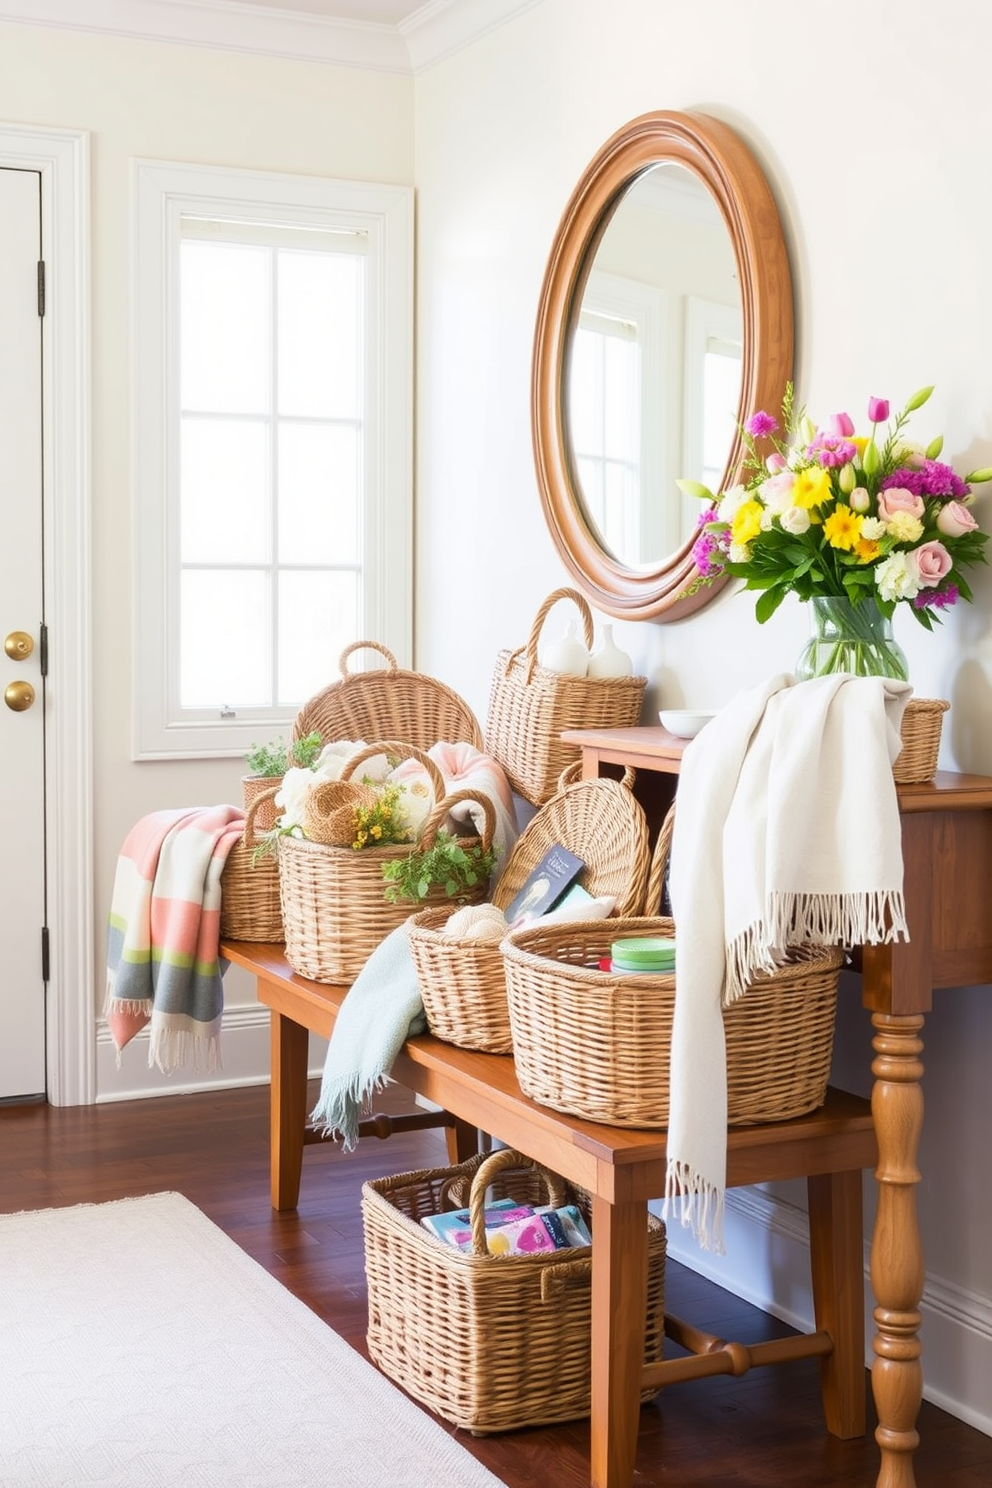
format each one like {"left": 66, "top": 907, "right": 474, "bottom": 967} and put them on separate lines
{"left": 105, "top": 805, "right": 245, "bottom": 1074}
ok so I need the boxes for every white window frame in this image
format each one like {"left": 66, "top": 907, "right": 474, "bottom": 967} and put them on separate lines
{"left": 682, "top": 294, "right": 743, "bottom": 530}
{"left": 131, "top": 159, "right": 413, "bottom": 760}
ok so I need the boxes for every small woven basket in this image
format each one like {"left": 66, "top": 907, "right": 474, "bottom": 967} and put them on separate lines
{"left": 892, "top": 697, "right": 949, "bottom": 784}
{"left": 484, "top": 588, "right": 646, "bottom": 806}
{"left": 278, "top": 741, "right": 495, "bottom": 984}
{"left": 293, "top": 640, "right": 484, "bottom": 752}
{"left": 362, "top": 1147, "right": 666, "bottom": 1434}
{"left": 407, "top": 763, "right": 650, "bottom": 1054}
{"left": 220, "top": 789, "right": 283, "bottom": 943}
{"left": 241, "top": 773, "right": 282, "bottom": 834}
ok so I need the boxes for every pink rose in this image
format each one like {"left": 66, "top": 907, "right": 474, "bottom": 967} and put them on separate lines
{"left": 877, "top": 485, "right": 925, "bottom": 521}
{"left": 765, "top": 452, "right": 788, "bottom": 473}
{"left": 936, "top": 500, "right": 980, "bottom": 538}
{"left": 909, "top": 540, "right": 953, "bottom": 588}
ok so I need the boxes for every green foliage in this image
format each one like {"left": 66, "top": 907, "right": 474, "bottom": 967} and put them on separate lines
{"left": 244, "top": 731, "right": 322, "bottom": 777}
{"left": 381, "top": 830, "right": 498, "bottom": 905}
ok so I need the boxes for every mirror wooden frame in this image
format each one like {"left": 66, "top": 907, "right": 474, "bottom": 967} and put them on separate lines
{"left": 532, "top": 109, "right": 794, "bottom": 621}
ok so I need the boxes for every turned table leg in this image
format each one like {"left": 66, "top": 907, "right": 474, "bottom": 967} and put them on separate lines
{"left": 589, "top": 1189, "right": 648, "bottom": 1488}
{"left": 870, "top": 1012, "right": 925, "bottom": 1488}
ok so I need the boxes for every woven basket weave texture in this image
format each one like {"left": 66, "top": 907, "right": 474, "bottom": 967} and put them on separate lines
{"left": 219, "top": 788, "right": 283, "bottom": 943}
{"left": 892, "top": 697, "right": 948, "bottom": 784}
{"left": 484, "top": 589, "right": 645, "bottom": 806}
{"left": 362, "top": 1147, "right": 666, "bottom": 1434}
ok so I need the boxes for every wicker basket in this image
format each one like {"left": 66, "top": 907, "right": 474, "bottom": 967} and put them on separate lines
{"left": 220, "top": 788, "right": 283, "bottom": 943}
{"left": 362, "top": 1147, "right": 666, "bottom": 1434}
{"left": 293, "top": 640, "right": 483, "bottom": 752}
{"left": 278, "top": 741, "right": 496, "bottom": 984}
{"left": 502, "top": 913, "right": 842, "bottom": 1128}
{"left": 407, "top": 763, "right": 651, "bottom": 1054}
{"left": 240, "top": 772, "right": 282, "bottom": 834}
{"left": 893, "top": 697, "right": 949, "bottom": 784}
{"left": 484, "top": 588, "right": 646, "bottom": 806}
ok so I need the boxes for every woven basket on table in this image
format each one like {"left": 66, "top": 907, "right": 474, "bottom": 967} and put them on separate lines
{"left": 278, "top": 741, "right": 496, "bottom": 984}
{"left": 407, "top": 762, "right": 651, "bottom": 1054}
{"left": 501, "top": 804, "right": 844, "bottom": 1129}
{"left": 292, "top": 640, "right": 484, "bottom": 752}
{"left": 240, "top": 772, "right": 283, "bottom": 834}
{"left": 362, "top": 1146, "right": 666, "bottom": 1434}
{"left": 220, "top": 789, "right": 283, "bottom": 943}
{"left": 893, "top": 698, "right": 949, "bottom": 784}
{"left": 484, "top": 588, "right": 646, "bottom": 806}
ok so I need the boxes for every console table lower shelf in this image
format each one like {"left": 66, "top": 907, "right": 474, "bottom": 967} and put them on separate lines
{"left": 222, "top": 939, "right": 877, "bottom": 1488}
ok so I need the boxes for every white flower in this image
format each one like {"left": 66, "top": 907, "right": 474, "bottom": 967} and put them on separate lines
{"left": 717, "top": 484, "right": 750, "bottom": 521}
{"left": 275, "top": 766, "right": 321, "bottom": 830}
{"left": 728, "top": 540, "right": 752, "bottom": 563}
{"left": 884, "top": 511, "right": 924, "bottom": 544}
{"left": 875, "top": 551, "right": 920, "bottom": 602}
{"left": 860, "top": 517, "right": 886, "bottom": 540}
{"left": 778, "top": 505, "right": 811, "bottom": 535}
{"left": 849, "top": 486, "right": 871, "bottom": 513}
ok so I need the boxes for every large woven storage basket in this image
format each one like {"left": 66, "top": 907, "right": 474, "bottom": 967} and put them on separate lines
{"left": 407, "top": 763, "right": 650, "bottom": 1054}
{"left": 293, "top": 640, "right": 484, "bottom": 752}
{"left": 502, "top": 914, "right": 843, "bottom": 1127}
{"left": 362, "top": 1147, "right": 666, "bottom": 1434}
{"left": 484, "top": 588, "right": 646, "bottom": 806}
{"left": 220, "top": 790, "right": 283, "bottom": 943}
{"left": 278, "top": 741, "right": 495, "bottom": 984}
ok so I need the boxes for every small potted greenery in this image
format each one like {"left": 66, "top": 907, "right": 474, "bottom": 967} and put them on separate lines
{"left": 242, "top": 731, "right": 323, "bottom": 832}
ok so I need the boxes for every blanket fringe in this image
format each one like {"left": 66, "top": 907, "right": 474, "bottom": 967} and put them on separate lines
{"left": 725, "top": 889, "right": 909, "bottom": 1005}
{"left": 664, "top": 1158, "right": 726, "bottom": 1256}
{"left": 147, "top": 1025, "right": 221, "bottom": 1077}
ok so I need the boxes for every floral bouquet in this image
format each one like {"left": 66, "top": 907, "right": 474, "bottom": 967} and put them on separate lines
{"left": 681, "top": 385, "right": 992, "bottom": 675}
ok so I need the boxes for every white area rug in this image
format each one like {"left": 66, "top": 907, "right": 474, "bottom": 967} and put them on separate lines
{"left": 0, "top": 1191, "right": 507, "bottom": 1488}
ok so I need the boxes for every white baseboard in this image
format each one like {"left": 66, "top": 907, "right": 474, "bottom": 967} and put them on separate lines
{"left": 652, "top": 1185, "right": 992, "bottom": 1439}
{"left": 95, "top": 1002, "right": 328, "bottom": 1103}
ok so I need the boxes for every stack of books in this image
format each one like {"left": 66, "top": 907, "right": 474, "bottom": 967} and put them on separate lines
{"left": 422, "top": 1195, "right": 592, "bottom": 1255}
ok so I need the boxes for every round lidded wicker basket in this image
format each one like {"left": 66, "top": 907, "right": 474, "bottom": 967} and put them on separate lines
{"left": 501, "top": 913, "right": 843, "bottom": 1128}
{"left": 892, "top": 698, "right": 949, "bottom": 784}
{"left": 407, "top": 763, "right": 651, "bottom": 1054}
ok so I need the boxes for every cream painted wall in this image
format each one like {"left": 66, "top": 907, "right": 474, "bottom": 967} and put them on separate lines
{"left": 0, "top": 19, "right": 412, "bottom": 1090}
{"left": 413, "top": 0, "right": 992, "bottom": 1436}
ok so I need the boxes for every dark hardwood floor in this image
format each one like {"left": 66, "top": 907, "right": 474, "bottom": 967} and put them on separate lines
{"left": 2, "top": 1082, "right": 990, "bottom": 1487}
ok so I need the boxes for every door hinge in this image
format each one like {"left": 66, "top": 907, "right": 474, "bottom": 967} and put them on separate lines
{"left": 41, "top": 926, "right": 50, "bottom": 983}
{"left": 37, "top": 260, "right": 46, "bottom": 318}
{"left": 39, "top": 622, "right": 49, "bottom": 678}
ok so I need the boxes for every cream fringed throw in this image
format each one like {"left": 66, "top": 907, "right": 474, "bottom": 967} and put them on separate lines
{"left": 664, "top": 673, "right": 912, "bottom": 1253}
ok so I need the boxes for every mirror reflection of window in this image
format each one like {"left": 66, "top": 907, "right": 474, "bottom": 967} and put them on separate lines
{"left": 568, "top": 271, "right": 667, "bottom": 565}
{"left": 683, "top": 296, "right": 743, "bottom": 532}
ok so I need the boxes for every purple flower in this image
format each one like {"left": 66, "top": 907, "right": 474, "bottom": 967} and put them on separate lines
{"left": 913, "top": 585, "right": 959, "bottom": 611}
{"left": 868, "top": 396, "right": 890, "bottom": 423}
{"left": 808, "top": 434, "right": 858, "bottom": 468}
{"left": 881, "top": 467, "right": 925, "bottom": 495}
{"left": 692, "top": 527, "right": 727, "bottom": 577}
{"left": 918, "top": 459, "right": 970, "bottom": 498}
{"left": 746, "top": 411, "right": 778, "bottom": 438}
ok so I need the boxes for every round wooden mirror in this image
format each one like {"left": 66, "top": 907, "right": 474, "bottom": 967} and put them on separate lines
{"left": 532, "top": 110, "right": 793, "bottom": 621}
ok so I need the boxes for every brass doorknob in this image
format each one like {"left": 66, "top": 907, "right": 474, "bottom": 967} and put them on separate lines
{"left": 4, "top": 680, "right": 35, "bottom": 712}
{"left": 4, "top": 630, "right": 34, "bottom": 661}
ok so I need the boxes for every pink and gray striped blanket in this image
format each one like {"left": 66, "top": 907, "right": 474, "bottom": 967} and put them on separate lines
{"left": 105, "top": 805, "right": 245, "bottom": 1074}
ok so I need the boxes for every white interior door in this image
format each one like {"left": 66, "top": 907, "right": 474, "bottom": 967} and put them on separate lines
{"left": 0, "top": 166, "right": 47, "bottom": 1099}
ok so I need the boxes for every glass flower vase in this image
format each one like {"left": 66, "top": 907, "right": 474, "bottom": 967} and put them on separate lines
{"left": 795, "top": 596, "right": 909, "bottom": 681}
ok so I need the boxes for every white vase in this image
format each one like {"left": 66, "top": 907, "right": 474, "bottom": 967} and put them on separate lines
{"left": 542, "top": 619, "right": 589, "bottom": 676}
{"left": 588, "top": 624, "right": 633, "bottom": 678}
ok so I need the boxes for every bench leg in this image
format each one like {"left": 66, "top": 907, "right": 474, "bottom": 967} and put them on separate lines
{"left": 270, "top": 1010, "right": 310, "bottom": 1211}
{"left": 807, "top": 1168, "right": 867, "bottom": 1438}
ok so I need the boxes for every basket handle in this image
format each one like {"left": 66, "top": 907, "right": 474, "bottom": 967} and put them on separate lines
{"left": 555, "top": 760, "right": 636, "bottom": 793}
{"left": 243, "top": 785, "right": 280, "bottom": 846}
{"left": 643, "top": 801, "right": 676, "bottom": 916}
{"left": 504, "top": 587, "right": 595, "bottom": 685}
{"left": 467, "top": 1148, "right": 568, "bottom": 1256}
{"left": 540, "top": 1256, "right": 592, "bottom": 1301}
{"left": 338, "top": 639, "right": 398, "bottom": 676}
{"left": 339, "top": 740, "right": 446, "bottom": 806}
{"left": 418, "top": 786, "right": 497, "bottom": 855}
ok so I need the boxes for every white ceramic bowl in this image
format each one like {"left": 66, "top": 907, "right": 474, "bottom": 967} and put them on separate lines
{"left": 658, "top": 709, "right": 716, "bottom": 739}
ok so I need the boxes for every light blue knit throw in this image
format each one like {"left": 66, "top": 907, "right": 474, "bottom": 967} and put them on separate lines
{"left": 310, "top": 922, "right": 425, "bottom": 1150}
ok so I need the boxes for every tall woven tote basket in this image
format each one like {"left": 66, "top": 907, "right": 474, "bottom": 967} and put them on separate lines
{"left": 407, "top": 762, "right": 650, "bottom": 1053}
{"left": 292, "top": 640, "right": 484, "bottom": 752}
{"left": 362, "top": 1146, "right": 666, "bottom": 1434}
{"left": 484, "top": 588, "right": 646, "bottom": 806}
{"left": 219, "top": 788, "right": 283, "bottom": 943}
{"left": 502, "top": 803, "right": 844, "bottom": 1128}
{"left": 278, "top": 741, "right": 495, "bottom": 984}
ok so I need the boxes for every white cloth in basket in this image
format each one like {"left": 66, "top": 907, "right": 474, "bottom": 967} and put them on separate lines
{"left": 665, "top": 672, "right": 911, "bottom": 1253}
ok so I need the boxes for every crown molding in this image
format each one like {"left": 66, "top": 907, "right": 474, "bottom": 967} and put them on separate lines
{"left": 0, "top": 0, "right": 540, "bottom": 73}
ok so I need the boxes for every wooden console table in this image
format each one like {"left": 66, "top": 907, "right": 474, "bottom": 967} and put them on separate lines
{"left": 563, "top": 724, "right": 992, "bottom": 1488}
{"left": 223, "top": 937, "right": 876, "bottom": 1488}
